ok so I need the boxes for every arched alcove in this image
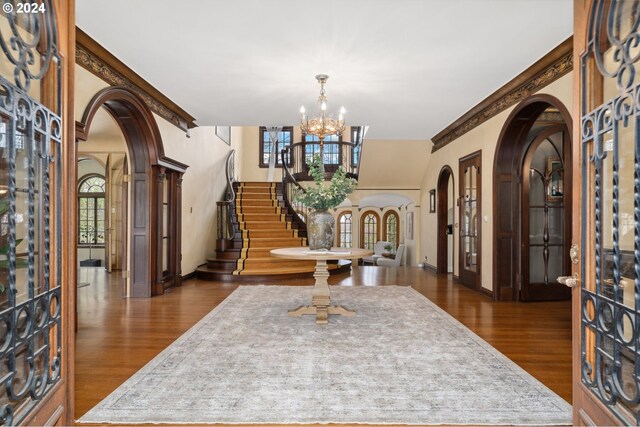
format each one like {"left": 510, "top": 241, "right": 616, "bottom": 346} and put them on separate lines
{"left": 76, "top": 87, "right": 188, "bottom": 297}
{"left": 493, "top": 94, "right": 572, "bottom": 301}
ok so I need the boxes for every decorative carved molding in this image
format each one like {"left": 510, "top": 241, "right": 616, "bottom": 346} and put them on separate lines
{"left": 431, "top": 37, "right": 573, "bottom": 152}
{"left": 75, "top": 28, "right": 196, "bottom": 131}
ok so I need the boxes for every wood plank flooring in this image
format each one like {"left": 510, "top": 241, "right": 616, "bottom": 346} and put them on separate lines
{"left": 75, "top": 265, "right": 572, "bottom": 424}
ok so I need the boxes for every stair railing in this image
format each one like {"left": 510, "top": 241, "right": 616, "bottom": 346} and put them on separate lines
{"left": 281, "top": 146, "right": 310, "bottom": 230}
{"left": 216, "top": 149, "right": 236, "bottom": 240}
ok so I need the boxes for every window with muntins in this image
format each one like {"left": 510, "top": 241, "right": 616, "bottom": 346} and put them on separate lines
{"left": 383, "top": 211, "right": 399, "bottom": 248}
{"left": 304, "top": 133, "right": 340, "bottom": 165}
{"left": 78, "top": 175, "right": 106, "bottom": 246}
{"left": 361, "top": 211, "right": 379, "bottom": 251}
{"left": 259, "top": 126, "right": 293, "bottom": 167}
{"left": 338, "top": 211, "right": 352, "bottom": 248}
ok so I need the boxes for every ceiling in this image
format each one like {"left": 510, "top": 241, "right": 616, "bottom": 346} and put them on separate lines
{"left": 76, "top": 0, "right": 573, "bottom": 140}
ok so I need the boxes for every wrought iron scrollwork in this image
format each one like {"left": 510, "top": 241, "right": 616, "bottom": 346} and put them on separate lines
{"left": 581, "top": 1, "right": 640, "bottom": 424}
{"left": 0, "top": 0, "right": 58, "bottom": 92}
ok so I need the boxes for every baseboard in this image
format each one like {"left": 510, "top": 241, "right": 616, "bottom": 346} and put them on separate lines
{"left": 182, "top": 270, "right": 197, "bottom": 281}
{"left": 423, "top": 263, "right": 437, "bottom": 272}
{"left": 479, "top": 286, "right": 494, "bottom": 300}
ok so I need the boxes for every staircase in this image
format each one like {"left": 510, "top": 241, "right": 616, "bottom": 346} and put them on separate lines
{"left": 196, "top": 181, "right": 349, "bottom": 281}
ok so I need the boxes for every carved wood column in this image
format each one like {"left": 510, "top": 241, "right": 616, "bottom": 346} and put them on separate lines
{"left": 174, "top": 174, "right": 183, "bottom": 287}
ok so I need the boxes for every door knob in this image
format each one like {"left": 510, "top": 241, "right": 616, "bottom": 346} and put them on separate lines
{"left": 557, "top": 273, "right": 580, "bottom": 288}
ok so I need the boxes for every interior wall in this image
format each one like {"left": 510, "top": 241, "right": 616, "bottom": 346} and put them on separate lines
{"left": 420, "top": 72, "right": 573, "bottom": 290}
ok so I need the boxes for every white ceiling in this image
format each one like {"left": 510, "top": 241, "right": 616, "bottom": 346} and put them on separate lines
{"left": 76, "top": 0, "right": 573, "bottom": 140}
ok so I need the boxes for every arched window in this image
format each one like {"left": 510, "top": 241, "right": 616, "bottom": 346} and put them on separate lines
{"left": 360, "top": 210, "right": 380, "bottom": 250}
{"left": 383, "top": 210, "right": 400, "bottom": 248}
{"left": 337, "top": 211, "right": 352, "bottom": 248}
{"left": 78, "top": 175, "right": 106, "bottom": 245}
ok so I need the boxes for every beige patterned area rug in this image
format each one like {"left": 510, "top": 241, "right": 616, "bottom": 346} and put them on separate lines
{"left": 79, "top": 285, "right": 572, "bottom": 425}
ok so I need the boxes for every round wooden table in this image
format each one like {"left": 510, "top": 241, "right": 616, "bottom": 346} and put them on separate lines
{"left": 270, "top": 247, "right": 373, "bottom": 324}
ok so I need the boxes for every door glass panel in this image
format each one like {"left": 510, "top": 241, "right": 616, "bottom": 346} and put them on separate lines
{"left": 581, "top": 1, "right": 640, "bottom": 422}
{"left": 526, "top": 131, "right": 566, "bottom": 285}
{"left": 462, "top": 165, "right": 478, "bottom": 272}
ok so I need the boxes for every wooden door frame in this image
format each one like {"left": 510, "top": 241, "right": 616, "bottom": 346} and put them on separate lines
{"left": 493, "top": 94, "right": 573, "bottom": 301}
{"left": 437, "top": 165, "right": 454, "bottom": 274}
{"left": 458, "top": 151, "right": 481, "bottom": 291}
{"left": 76, "top": 87, "right": 187, "bottom": 297}
{"left": 520, "top": 124, "right": 572, "bottom": 301}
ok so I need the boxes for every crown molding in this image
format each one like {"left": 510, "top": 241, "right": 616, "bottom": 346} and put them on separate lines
{"left": 431, "top": 36, "right": 573, "bottom": 153}
{"left": 75, "top": 27, "right": 197, "bottom": 131}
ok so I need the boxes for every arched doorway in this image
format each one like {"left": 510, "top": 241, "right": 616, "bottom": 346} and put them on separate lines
{"left": 437, "top": 166, "right": 454, "bottom": 274}
{"left": 493, "top": 94, "right": 572, "bottom": 301}
{"left": 76, "top": 87, "right": 187, "bottom": 297}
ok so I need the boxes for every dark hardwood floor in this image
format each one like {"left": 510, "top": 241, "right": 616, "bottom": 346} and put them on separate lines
{"left": 75, "top": 265, "right": 572, "bottom": 423}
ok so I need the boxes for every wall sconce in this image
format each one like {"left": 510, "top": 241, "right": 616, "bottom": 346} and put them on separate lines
{"left": 429, "top": 189, "right": 436, "bottom": 213}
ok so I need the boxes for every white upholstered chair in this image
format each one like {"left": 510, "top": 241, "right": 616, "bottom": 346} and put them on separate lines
{"left": 376, "top": 244, "right": 405, "bottom": 267}
{"left": 362, "top": 241, "right": 390, "bottom": 265}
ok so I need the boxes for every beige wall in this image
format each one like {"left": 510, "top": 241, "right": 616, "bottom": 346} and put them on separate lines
{"left": 420, "top": 72, "right": 573, "bottom": 291}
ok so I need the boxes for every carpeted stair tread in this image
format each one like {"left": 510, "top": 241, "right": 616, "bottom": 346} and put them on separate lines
{"left": 198, "top": 180, "right": 319, "bottom": 280}
{"left": 243, "top": 230, "right": 299, "bottom": 238}
{"left": 241, "top": 258, "right": 316, "bottom": 269}
{"left": 247, "top": 238, "right": 305, "bottom": 248}
{"left": 237, "top": 206, "right": 283, "bottom": 214}
{"left": 238, "top": 221, "right": 289, "bottom": 230}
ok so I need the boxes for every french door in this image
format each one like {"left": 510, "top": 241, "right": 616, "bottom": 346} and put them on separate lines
{"left": 459, "top": 151, "right": 481, "bottom": 290}
{"left": 521, "top": 124, "right": 572, "bottom": 301}
{"left": 573, "top": 0, "right": 640, "bottom": 424}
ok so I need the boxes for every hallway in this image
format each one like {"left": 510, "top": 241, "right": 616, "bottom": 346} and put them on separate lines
{"left": 75, "top": 266, "right": 572, "bottom": 422}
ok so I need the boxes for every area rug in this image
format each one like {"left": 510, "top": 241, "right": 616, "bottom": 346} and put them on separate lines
{"left": 79, "top": 285, "right": 572, "bottom": 425}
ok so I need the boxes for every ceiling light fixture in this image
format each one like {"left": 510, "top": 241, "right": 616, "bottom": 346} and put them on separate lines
{"left": 299, "top": 74, "right": 346, "bottom": 146}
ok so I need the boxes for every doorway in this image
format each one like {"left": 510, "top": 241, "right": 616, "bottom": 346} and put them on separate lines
{"left": 493, "top": 95, "right": 573, "bottom": 301}
{"left": 520, "top": 124, "right": 571, "bottom": 301}
{"left": 76, "top": 108, "right": 129, "bottom": 299}
{"left": 437, "top": 166, "right": 454, "bottom": 274}
{"left": 76, "top": 87, "right": 187, "bottom": 298}
{"left": 458, "top": 151, "right": 481, "bottom": 290}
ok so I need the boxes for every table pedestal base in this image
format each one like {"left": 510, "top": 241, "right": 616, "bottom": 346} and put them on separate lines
{"left": 288, "top": 305, "right": 356, "bottom": 324}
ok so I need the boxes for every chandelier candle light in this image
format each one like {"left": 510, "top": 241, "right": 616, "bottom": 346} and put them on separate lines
{"left": 300, "top": 74, "right": 346, "bottom": 147}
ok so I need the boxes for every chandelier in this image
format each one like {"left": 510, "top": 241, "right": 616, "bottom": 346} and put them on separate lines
{"left": 299, "top": 74, "right": 346, "bottom": 145}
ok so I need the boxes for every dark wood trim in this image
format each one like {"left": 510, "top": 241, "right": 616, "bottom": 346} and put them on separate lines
{"left": 181, "top": 270, "right": 197, "bottom": 281}
{"left": 360, "top": 210, "right": 381, "bottom": 249}
{"left": 258, "top": 126, "right": 294, "bottom": 168}
{"left": 479, "top": 286, "right": 494, "bottom": 300}
{"left": 436, "top": 165, "right": 454, "bottom": 274}
{"left": 76, "top": 86, "right": 188, "bottom": 298}
{"left": 75, "top": 27, "right": 196, "bottom": 131}
{"left": 431, "top": 37, "right": 573, "bottom": 152}
{"left": 423, "top": 263, "right": 437, "bottom": 272}
{"left": 492, "top": 94, "right": 573, "bottom": 302}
